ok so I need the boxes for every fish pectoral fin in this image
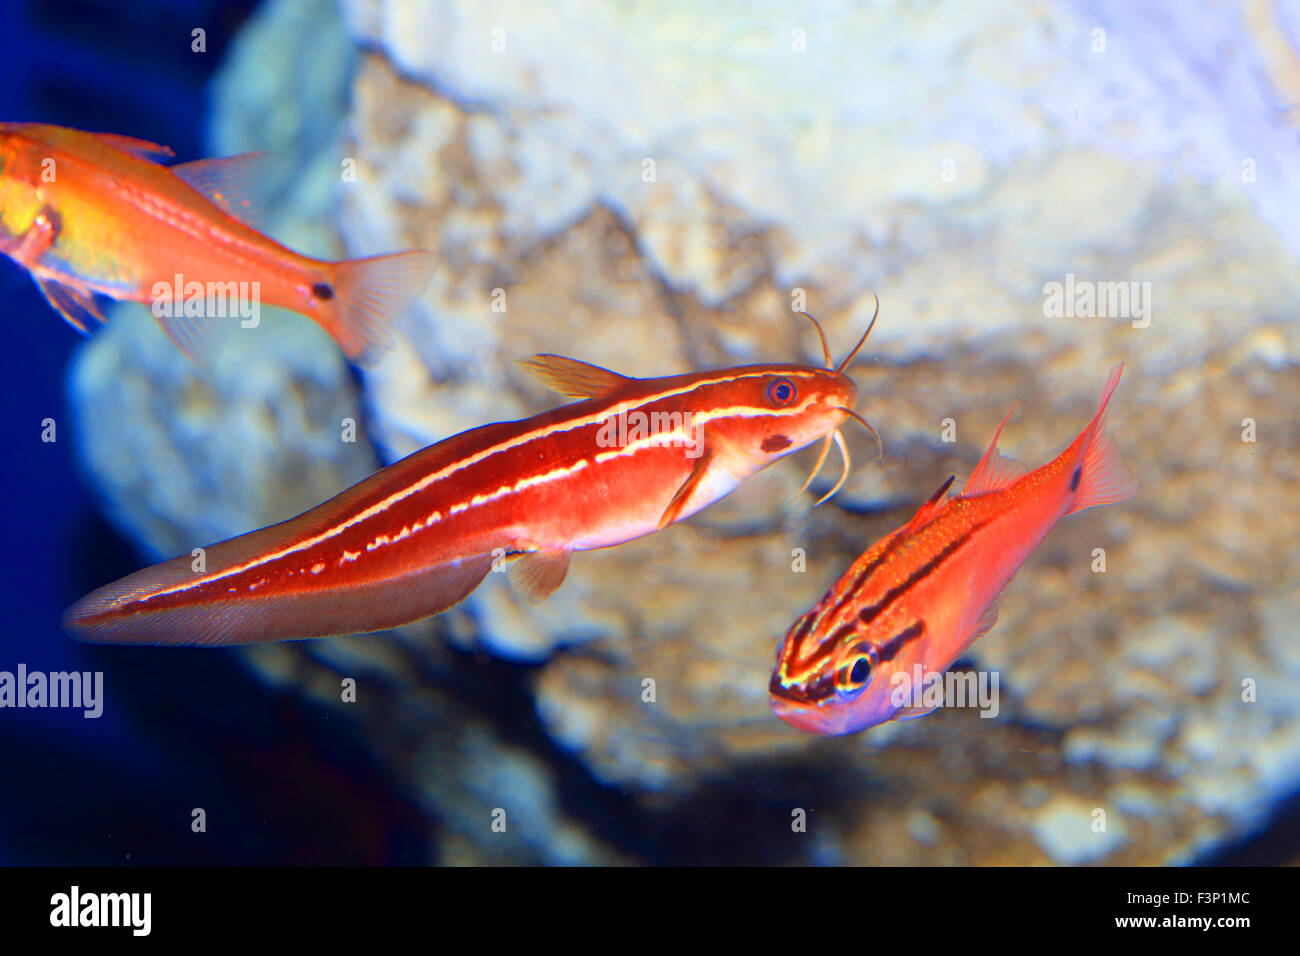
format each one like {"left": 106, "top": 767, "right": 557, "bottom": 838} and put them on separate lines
{"left": 951, "top": 600, "right": 1002, "bottom": 661}
{"left": 34, "top": 277, "right": 108, "bottom": 334}
{"left": 171, "top": 153, "right": 280, "bottom": 231}
{"left": 91, "top": 132, "right": 176, "bottom": 163}
{"left": 658, "top": 444, "right": 719, "bottom": 530}
{"left": 508, "top": 549, "right": 572, "bottom": 603}
{"left": 973, "top": 602, "right": 1000, "bottom": 641}
{"left": 516, "top": 354, "right": 633, "bottom": 398}
{"left": 10, "top": 205, "right": 60, "bottom": 267}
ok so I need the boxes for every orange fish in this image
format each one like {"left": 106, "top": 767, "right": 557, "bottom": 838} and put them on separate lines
{"left": 770, "top": 364, "right": 1138, "bottom": 735}
{"left": 0, "top": 122, "right": 435, "bottom": 361}
{"left": 63, "top": 313, "right": 881, "bottom": 646}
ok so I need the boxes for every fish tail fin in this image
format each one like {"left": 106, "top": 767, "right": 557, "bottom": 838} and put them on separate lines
{"left": 325, "top": 250, "right": 437, "bottom": 365}
{"left": 1067, "top": 363, "right": 1138, "bottom": 515}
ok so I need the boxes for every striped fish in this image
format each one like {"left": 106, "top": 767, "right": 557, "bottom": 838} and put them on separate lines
{"left": 64, "top": 315, "right": 880, "bottom": 646}
{"left": 770, "top": 364, "right": 1137, "bottom": 735}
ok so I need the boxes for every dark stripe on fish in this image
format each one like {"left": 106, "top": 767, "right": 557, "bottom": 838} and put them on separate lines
{"left": 857, "top": 519, "right": 990, "bottom": 626}
{"left": 876, "top": 620, "right": 925, "bottom": 663}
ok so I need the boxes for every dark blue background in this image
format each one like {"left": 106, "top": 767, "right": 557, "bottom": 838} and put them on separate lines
{"left": 0, "top": 0, "right": 430, "bottom": 866}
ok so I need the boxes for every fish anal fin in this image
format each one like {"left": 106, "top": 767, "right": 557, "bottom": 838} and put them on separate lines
{"left": 517, "top": 354, "right": 633, "bottom": 399}
{"left": 963, "top": 403, "right": 1026, "bottom": 496}
{"left": 92, "top": 132, "right": 175, "bottom": 162}
{"left": 658, "top": 445, "right": 718, "bottom": 529}
{"left": 34, "top": 277, "right": 108, "bottom": 333}
{"left": 65, "top": 525, "right": 497, "bottom": 647}
{"left": 171, "top": 153, "right": 278, "bottom": 230}
{"left": 892, "top": 703, "right": 942, "bottom": 722}
{"left": 153, "top": 303, "right": 232, "bottom": 364}
{"left": 508, "top": 549, "right": 572, "bottom": 603}
{"left": 903, "top": 474, "right": 955, "bottom": 534}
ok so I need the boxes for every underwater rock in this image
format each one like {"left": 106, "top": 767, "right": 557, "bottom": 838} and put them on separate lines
{"left": 72, "top": 0, "right": 1300, "bottom": 864}
{"left": 68, "top": 302, "right": 377, "bottom": 562}
{"left": 333, "top": 0, "right": 1300, "bottom": 863}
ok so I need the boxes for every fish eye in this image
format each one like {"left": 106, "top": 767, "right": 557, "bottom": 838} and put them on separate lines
{"left": 835, "top": 646, "right": 874, "bottom": 696}
{"left": 766, "top": 378, "right": 797, "bottom": 406}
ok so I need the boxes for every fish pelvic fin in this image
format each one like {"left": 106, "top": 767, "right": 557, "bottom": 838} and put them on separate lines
{"left": 508, "top": 549, "right": 572, "bottom": 602}
{"left": 1068, "top": 363, "right": 1138, "bottom": 514}
{"left": 34, "top": 276, "right": 108, "bottom": 333}
{"left": 517, "top": 354, "right": 633, "bottom": 399}
{"left": 325, "top": 250, "right": 438, "bottom": 365}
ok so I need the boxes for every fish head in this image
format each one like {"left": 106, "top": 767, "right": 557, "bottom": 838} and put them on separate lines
{"left": 689, "top": 363, "right": 858, "bottom": 472}
{"left": 768, "top": 540, "right": 927, "bottom": 735}
{"left": 0, "top": 127, "right": 48, "bottom": 249}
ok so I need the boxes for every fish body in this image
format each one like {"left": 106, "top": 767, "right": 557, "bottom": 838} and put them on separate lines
{"left": 0, "top": 122, "right": 435, "bottom": 361}
{"left": 65, "top": 354, "right": 860, "bottom": 646}
{"left": 770, "top": 365, "right": 1137, "bottom": 736}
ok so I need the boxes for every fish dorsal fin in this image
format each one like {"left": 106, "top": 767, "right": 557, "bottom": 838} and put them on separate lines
{"left": 92, "top": 132, "right": 176, "bottom": 162}
{"left": 903, "top": 475, "right": 955, "bottom": 534}
{"left": 963, "top": 404, "right": 1027, "bottom": 496}
{"left": 517, "top": 354, "right": 633, "bottom": 398}
{"left": 171, "top": 153, "right": 278, "bottom": 230}
{"left": 508, "top": 549, "right": 571, "bottom": 603}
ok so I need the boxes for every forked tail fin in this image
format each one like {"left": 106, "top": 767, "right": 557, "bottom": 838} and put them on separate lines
{"left": 327, "top": 250, "right": 437, "bottom": 364}
{"left": 1068, "top": 363, "right": 1139, "bottom": 515}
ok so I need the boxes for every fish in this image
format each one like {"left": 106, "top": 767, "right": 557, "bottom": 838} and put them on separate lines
{"left": 769, "top": 364, "right": 1138, "bottom": 736}
{"left": 63, "top": 311, "right": 883, "bottom": 646}
{"left": 0, "top": 122, "right": 436, "bottom": 362}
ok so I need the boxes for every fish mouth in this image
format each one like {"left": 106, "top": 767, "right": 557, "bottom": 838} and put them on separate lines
{"left": 769, "top": 691, "right": 851, "bottom": 736}
{"left": 768, "top": 668, "right": 835, "bottom": 705}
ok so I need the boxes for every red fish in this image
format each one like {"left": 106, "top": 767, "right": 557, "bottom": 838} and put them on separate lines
{"left": 64, "top": 315, "right": 881, "bottom": 646}
{"left": 770, "top": 364, "right": 1138, "bottom": 735}
{"left": 0, "top": 122, "right": 435, "bottom": 361}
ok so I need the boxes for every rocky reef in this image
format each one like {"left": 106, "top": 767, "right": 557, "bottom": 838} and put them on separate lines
{"left": 69, "top": 0, "right": 1300, "bottom": 863}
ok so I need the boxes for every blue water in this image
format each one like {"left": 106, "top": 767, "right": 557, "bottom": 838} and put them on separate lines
{"left": 0, "top": 0, "right": 429, "bottom": 865}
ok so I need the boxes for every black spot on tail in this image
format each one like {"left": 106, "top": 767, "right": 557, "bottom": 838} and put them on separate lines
{"left": 311, "top": 282, "right": 335, "bottom": 301}
{"left": 1070, "top": 466, "right": 1082, "bottom": 491}
{"left": 761, "top": 435, "right": 792, "bottom": 453}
